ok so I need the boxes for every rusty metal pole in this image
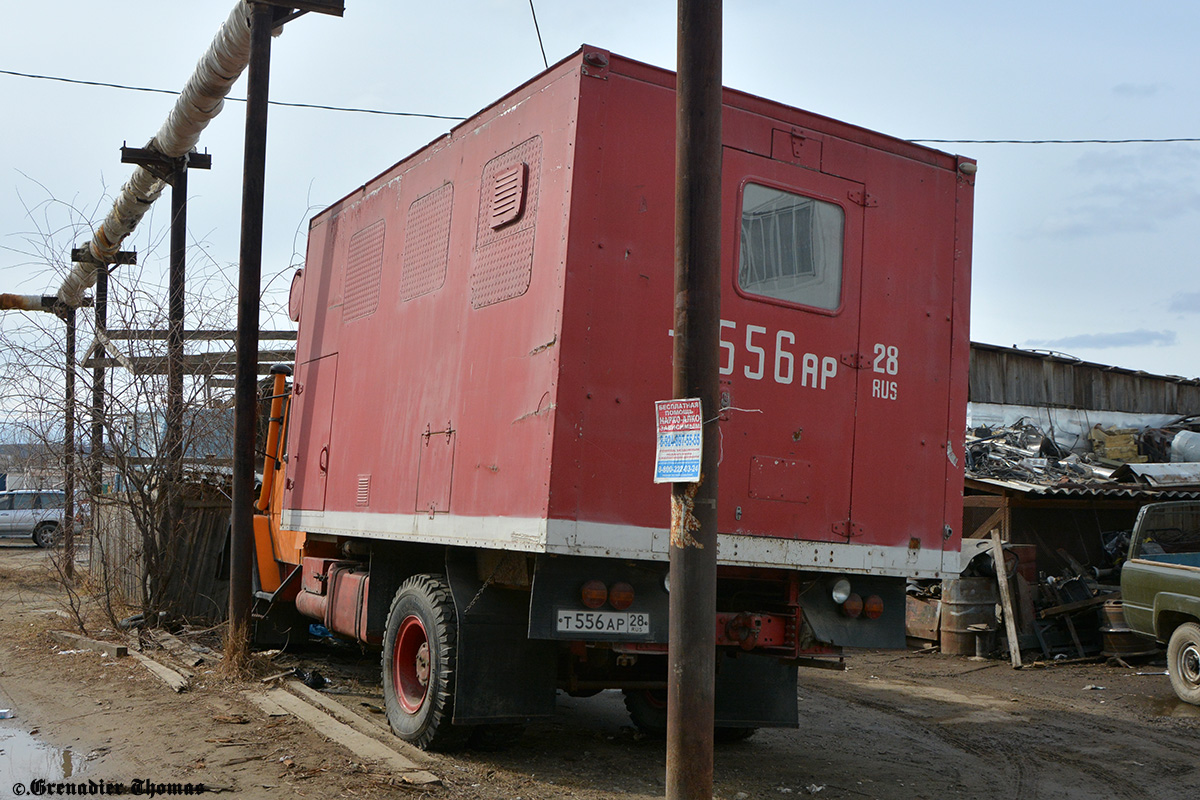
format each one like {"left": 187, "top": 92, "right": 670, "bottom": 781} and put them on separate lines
{"left": 229, "top": 1, "right": 274, "bottom": 638}
{"left": 165, "top": 156, "right": 188, "bottom": 563}
{"left": 667, "top": 2, "right": 722, "bottom": 799}
{"left": 63, "top": 307, "right": 77, "bottom": 581}
{"left": 90, "top": 267, "right": 107, "bottom": 533}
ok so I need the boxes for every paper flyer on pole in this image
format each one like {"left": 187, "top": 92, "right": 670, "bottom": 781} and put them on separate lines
{"left": 653, "top": 398, "right": 703, "bottom": 483}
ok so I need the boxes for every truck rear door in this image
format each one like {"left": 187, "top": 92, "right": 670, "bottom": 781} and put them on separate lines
{"left": 284, "top": 353, "right": 339, "bottom": 513}
{"left": 718, "top": 148, "right": 864, "bottom": 543}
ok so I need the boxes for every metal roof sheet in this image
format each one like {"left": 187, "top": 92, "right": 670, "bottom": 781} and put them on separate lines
{"left": 967, "top": 475, "right": 1200, "bottom": 501}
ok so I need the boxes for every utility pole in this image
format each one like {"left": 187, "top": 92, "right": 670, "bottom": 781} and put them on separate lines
{"left": 666, "top": 2, "right": 723, "bottom": 799}
{"left": 90, "top": 266, "right": 106, "bottom": 532}
{"left": 229, "top": 0, "right": 343, "bottom": 649}
{"left": 229, "top": 0, "right": 276, "bottom": 647}
{"left": 63, "top": 307, "right": 76, "bottom": 581}
{"left": 119, "top": 145, "right": 211, "bottom": 574}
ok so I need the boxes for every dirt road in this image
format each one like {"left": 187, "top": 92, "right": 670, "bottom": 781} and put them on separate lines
{"left": 2, "top": 543, "right": 1198, "bottom": 799}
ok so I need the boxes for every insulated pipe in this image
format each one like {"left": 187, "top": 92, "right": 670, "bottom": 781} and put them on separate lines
{"left": 57, "top": 1, "right": 261, "bottom": 308}
{"left": 0, "top": 294, "right": 54, "bottom": 311}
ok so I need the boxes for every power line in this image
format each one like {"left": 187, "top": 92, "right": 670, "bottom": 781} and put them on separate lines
{"left": 5, "top": 67, "right": 1198, "bottom": 144}
{"left": 528, "top": 0, "right": 550, "bottom": 70}
{"left": 912, "top": 137, "right": 1200, "bottom": 145}
{"left": 0, "top": 68, "right": 466, "bottom": 122}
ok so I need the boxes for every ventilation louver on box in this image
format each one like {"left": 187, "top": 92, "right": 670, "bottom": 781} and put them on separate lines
{"left": 471, "top": 136, "right": 542, "bottom": 309}
{"left": 490, "top": 164, "right": 527, "bottom": 229}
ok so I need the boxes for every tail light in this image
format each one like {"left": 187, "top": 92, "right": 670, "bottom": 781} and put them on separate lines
{"left": 864, "top": 595, "right": 884, "bottom": 620}
{"left": 581, "top": 580, "right": 607, "bottom": 609}
{"left": 609, "top": 582, "right": 635, "bottom": 610}
{"left": 841, "top": 593, "right": 864, "bottom": 618}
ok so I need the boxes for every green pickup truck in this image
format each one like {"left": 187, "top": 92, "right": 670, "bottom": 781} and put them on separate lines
{"left": 1121, "top": 500, "right": 1200, "bottom": 705}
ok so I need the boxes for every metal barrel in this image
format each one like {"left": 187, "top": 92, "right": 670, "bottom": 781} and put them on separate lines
{"left": 940, "top": 578, "right": 999, "bottom": 655}
{"left": 1007, "top": 543, "right": 1038, "bottom": 585}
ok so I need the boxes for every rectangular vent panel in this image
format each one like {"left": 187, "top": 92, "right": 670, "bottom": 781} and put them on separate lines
{"left": 402, "top": 183, "right": 454, "bottom": 300}
{"left": 344, "top": 221, "right": 386, "bottom": 322}
{"left": 471, "top": 136, "right": 542, "bottom": 309}
{"left": 356, "top": 474, "right": 371, "bottom": 506}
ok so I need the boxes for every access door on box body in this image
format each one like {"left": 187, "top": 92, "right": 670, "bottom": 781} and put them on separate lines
{"left": 718, "top": 148, "right": 864, "bottom": 543}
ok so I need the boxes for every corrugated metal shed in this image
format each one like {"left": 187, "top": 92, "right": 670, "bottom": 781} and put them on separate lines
{"left": 967, "top": 475, "right": 1200, "bottom": 501}
{"left": 1110, "top": 462, "right": 1200, "bottom": 490}
{"left": 970, "top": 342, "right": 1200, "bottom": 413}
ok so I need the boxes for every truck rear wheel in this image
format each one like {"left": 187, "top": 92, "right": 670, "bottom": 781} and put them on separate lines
{"left": 382, "top": 574, "right": 470, "bottom": 750}
{"left": 623, "top": 688, "right": 668, "bottom": 736}
{"left": 623, "top": 688, "right": 757, "bottom": 741}
{"left": 1167, "top": 621, "right": 1200, "bottom": 706}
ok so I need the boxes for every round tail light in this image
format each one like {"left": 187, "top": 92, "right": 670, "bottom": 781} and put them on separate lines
{"left": 609, "top": 582, "right": 635, "bottom": 610}
{"left": 864, "top": 595, "right": 884, "bottom": 620}
{"left": 581, "top": 580, "right": 608, "bottom": 609}
{"left": 841, "top": 593, "right": 864, "bottom": 618}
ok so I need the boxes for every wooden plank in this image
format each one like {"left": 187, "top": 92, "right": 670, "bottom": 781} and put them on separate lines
{"left": 50, "top": 630, "right": 127, "bottom": 659}
{"left": 245, "top": 691, "right": 290, "bottom": 717}
{"left": 990, "top": 530, "right": 1022, "bottom": 668}
{"left": 1037, "top": 592, "right": 1117, "bottom": 618}
{"left": 246, "top": 688, "right": 439, "bottom": 785}
{"left": 963, "top": 494, "right": 1005, "bottom": 508}
{"left": 81, "top": 355, "right": 292, "bottom": 375}
{"left": 151, "top": 630, "right": 204, "bottom": 667}
{"left": 285, "top": 680, "right": 391, "bottom": 735}
{"left": 106, "top": 329, "right": 297, "bottom": 341}
{"left": 968, "top": 508, "right": 1006, "bottom": 540}
{"left": 131, "top": 652, "right": 190, "bottom": 692}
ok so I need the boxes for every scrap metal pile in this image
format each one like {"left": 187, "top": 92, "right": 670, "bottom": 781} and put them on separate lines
{"left": 908, "top": 538, "right": 1154, "bottom": 664}
{"left": 966, "top": 415, "right": 1200, "bottom": 490}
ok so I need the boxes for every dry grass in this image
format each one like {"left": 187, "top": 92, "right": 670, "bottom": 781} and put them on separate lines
{"left": 220, "top": 618, "right": 255, "bottom": 678}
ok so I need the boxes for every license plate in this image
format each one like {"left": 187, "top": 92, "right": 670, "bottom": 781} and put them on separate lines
{"left": 556, "top": 610, "right": 651, "bottom": 635}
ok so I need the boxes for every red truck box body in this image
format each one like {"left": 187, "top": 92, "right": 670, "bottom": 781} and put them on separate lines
{"left": 282, "top": 47, "right": 973, "bottom": 581}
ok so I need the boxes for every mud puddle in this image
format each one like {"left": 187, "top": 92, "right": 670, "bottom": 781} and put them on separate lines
{"left": 0, "top": 721, "right": 83, "bottom": 781}
{"left": 1141, "top": 694, "right": 1200, "bottom": 719}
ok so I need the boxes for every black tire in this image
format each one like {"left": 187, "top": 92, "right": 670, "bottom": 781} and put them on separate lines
{"left": 32, "top": 523, "right": 60, "bottom": 549}
{"left": 381, "top": 574, "right": 470, "bottom": 750}
{"left": 623, "top": 688, "right": 758, "bottom": 742}
{"left": 623, "top": 688, "right": 668, "bottom": 737}
{"left": 714, "top": 726, "right": 757, "bottom": 743}
{"left": 469, "top": 723, "right": 526, "bottom": 751}
{"left": 1167, "top": 621, "right": 1200, "bottom": 706}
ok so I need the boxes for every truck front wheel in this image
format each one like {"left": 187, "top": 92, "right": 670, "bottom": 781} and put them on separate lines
{"left": 1168, "top": 622, "right": 1200, "bottom": 706}
{"left": 382, "top": 574, "right": 470, "bottom": 750}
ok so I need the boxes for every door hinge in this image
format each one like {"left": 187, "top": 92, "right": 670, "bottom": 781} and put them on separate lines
{"left": 832, "top": 520, "right": 864, "bottom": 539}
{"left": 847, "top": 189, "right": 878, "bottom": 208}
{"left": 840, "top": 352, "right": 868, "bottom": 369}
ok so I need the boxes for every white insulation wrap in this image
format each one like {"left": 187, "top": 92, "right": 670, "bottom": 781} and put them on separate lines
{"left": 57, "top": 0, "right": 259, "bottom": 307}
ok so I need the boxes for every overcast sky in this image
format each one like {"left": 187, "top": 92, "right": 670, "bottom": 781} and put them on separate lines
{"left": 2, "top": 1, "right": 1198, "bottom": 379}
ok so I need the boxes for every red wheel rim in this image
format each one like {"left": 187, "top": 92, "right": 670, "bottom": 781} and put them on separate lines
{"left": 394, "top": 615, "right": 431, "bottom": 714}
{"left": 643, "top": 689, "right": 668, "bottom": 709}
